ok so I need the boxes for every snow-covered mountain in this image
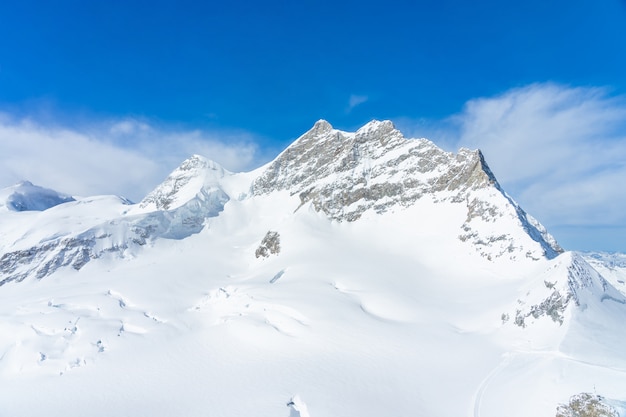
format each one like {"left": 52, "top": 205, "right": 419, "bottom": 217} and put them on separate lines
{"left": 0, "top": 120, "right": 624, "bottom": 417}
{"left": 0, "top": 180, "right": 74, "bottom": 212}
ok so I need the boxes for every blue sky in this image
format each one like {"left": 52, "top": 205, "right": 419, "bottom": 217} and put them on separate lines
{"left": 0, "top": 0, "right": 625, "bottom": 252}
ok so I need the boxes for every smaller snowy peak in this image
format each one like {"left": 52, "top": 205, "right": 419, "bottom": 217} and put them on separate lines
{"left": 138, "top": 154, "right": 229, "bottom": 212}
{"left": 0, "top": 156, "right": 234, "bottom": 285}
{"left": 0, "top": 181, "right": 74, "bottom": 212}
{"left": 508, "top": 251, "right": 623, "bottom": 328}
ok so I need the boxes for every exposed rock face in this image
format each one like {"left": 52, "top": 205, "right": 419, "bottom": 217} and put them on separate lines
{"left": 252, "top": 119, "right": 562, "bottom": 259}
{"left": 255, "top": 231, "right": 281, "bottom": 258}
{"left": 252, "top": 120, "right": 497, "bottom": 221}
{"left": 556, "top": 393, "right": 619, "bottom": 417}
{"left": 0, "top": 235, "right": 94, "bottom": 284}
{"left": 0, "top": 208, "right": 214, "bottom": 285}
{"left": 458, "top": 188, "right": 562, "bottom": 260}
{"left": 512, "top": 252, "right": 622, "bottom": 327}
{"left": 514, "top": 283, "right": 571, "bottom": 327}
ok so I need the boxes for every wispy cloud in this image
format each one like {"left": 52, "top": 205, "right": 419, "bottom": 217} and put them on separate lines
{"left": 452, "top": 84, "right": 626, "bottom": 227}
{"left": 0, "top": 115, "right": 262, "bottom": 201}
{"left": 104, "top": 118, "right": 260, "bottom": 175}
{"left": 347, "top": 94, "right": 368, "bottom": 113}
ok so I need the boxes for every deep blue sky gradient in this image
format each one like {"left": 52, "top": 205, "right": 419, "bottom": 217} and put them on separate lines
{"left": 2, "top": 0, "right": 625, "bottom": 147}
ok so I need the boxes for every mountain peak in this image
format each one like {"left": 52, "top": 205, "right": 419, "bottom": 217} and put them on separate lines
{"left": 355, "top": 119, "right": 402, "bottom": 146}
{"left": 311, "top": 119, "right": 333, "bottom": 133}
{"left": 177, "top": 154, "right": 225, "bottom": 174}
{"left": 252, "top": 119, "right": 492, "bottom": 215}
{"left": 356, "top": 119, "right": 396, "bottom": 134}
{"left": 138, "top": 155, "right": 229, "bottom": 211}
{"left": 251, "top": 119, "right": 561, "bottom": 260}
{"left": 0, "top": 181, "right": 74, "bottom": 212}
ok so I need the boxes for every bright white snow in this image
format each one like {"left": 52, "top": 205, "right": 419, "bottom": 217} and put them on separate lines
{"left": 0, "top": 120, "right": 624, "bottom": 417}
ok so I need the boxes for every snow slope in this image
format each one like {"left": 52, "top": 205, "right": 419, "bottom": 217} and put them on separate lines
{"left": 0, "top": 120, "right": 624, "bottom": 417}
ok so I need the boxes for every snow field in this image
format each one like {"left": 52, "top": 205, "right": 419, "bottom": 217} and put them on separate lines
{"left": 1, "top": 127, "right": 625, "bottom": 417}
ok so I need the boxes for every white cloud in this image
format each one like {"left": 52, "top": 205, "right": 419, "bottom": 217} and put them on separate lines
{"left": 451, "top": 83, "right": 626, "bottom": 231}
{"left": 109, "top": 119, "right": 150, "bottom": 136}
{"left": 347, "top": 94, "right": 368, "bottom": 112}
{"left": 0, "top": 115, "right": 262, "bottom": 202}
{"left": 103, "top": 118, "right": 260, "bottom": 175}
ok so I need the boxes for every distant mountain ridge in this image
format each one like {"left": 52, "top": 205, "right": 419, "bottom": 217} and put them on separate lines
{"left": 580, "top": 251, "right": 626, "bottom": 297}
{"left": 0, "top": 180, "right": 74, "bottom": 212}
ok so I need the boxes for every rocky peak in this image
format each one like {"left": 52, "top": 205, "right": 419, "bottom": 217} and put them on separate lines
{"left": 252, "top": 119, "right": 500, "bottom": 219}
{"left": 459, "top": 148, "right": 499, "bottom": 189}
{"left": 138, "top": 154, "right": 229, "bottom": 211}
{"left": 251, "top": 119, "right": 561, "bottom": 260}
{"left": 354, "top": 119, "right": 402, "bottom": 146}
{"left": 310, "top": 119, "right": 333, "bottom": 134}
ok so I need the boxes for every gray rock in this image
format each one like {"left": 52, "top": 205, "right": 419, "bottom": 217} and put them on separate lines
{"left": 256, "top": 231, "right": 281, "bottom": 258}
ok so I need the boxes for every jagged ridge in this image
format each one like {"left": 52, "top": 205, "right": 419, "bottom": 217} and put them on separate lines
{"left": 252, "top": 120, "right": 497, "bottom": 219}
{"left": 252, "top": 119, "right": 561, "bottom": 259}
